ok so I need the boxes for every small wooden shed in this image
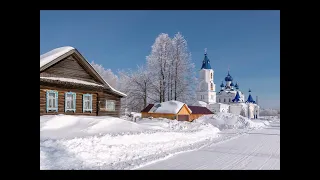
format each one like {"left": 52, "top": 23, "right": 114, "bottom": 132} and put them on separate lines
{"left": 141, "top": 101, "right": 213, "bottom": 121}
{"left": 141, "top": 101, "right": 192, "bottom": 121}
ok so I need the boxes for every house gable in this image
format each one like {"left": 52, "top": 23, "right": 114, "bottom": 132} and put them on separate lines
{"left": 177, "top": 104, "right": 192, "bottom": 115}
{"left": 40, "top": 54, "right": 104, "bottom": 85}
{"left": 40, "top": 47, "right": 126, "bottom": 97}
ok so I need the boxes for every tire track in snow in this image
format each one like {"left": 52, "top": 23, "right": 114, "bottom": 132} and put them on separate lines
{"left": 259, "top": 146, "right": 280, "bottom": 170}
{"left": 138, "top": 123, "right": 280, "bottom": 170}
{"left": 220, "top": 134, "right": 266, "bottom": 170}
{"left": 231, "top": 133, "right": 269, "bottom": 170}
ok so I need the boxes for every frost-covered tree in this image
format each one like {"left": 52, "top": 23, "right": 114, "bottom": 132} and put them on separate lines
{"left": 171, "top": 32, "right": 197, "bottom": 104}
{"left": 91, "top": 61, "right": 118, "bottom": 88}
{"left": 145, "top": 32, "right": 196, "bottom": 104}
{"left": 117, "top": 32, "right": 197, "bottom": 113}
{"left": 117, "top": 66, "right": 153, "bottom": 113}
{"left": 146, "top": 33, "right": 173, "bottom": 103}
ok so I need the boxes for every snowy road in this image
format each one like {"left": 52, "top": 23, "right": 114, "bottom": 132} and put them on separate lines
{"left": 138, "top": 121, "right": 280, "bottom": 170}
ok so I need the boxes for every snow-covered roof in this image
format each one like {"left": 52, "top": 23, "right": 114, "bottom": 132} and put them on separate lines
{"left": 40, "top": 77, "right": 104, "bottom": 87}
{"left": 149, "top": 100, "right": 192, "bottom": 114}
{"left": 40, "top": 46, "right": 126, "bottom": 97}
{"left": 192, "top": 101, "right": 208, "bottom": 107}
{"left": 40, "top": 46, "right": 75, "bottom": 68}
{"left": 218, "top": 90, "right": 237, "bottom": 95}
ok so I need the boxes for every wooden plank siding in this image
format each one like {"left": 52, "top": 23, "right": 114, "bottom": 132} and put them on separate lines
{"left": 40, "top": 55, "right": 104, "bottom": 85}
{"left": 190, "top": 114, "right": 206, "bottom": 121}
{"left": 40, "top": 86, "right": 98, "bottom": 116}
{"left": 97, "top": 91, "right": 121, "bottom": 117}
{"left": 177, "top": 105, "right": 192, "bottom": 115}
{"left": 142, "top": 113, "right": 177, "bottom": 120}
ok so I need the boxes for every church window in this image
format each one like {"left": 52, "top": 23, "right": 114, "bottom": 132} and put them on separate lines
{"left": 211, "top": 83, "right": 213, "bottom": 90}
{"left": 211, "top": 73, "right": 213, "bottom": 79}
{"left": 224, "top": 99, "right": 226, "bottom": 102}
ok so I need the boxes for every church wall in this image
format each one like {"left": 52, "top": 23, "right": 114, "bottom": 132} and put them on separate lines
{"left": 248, "top": 103, "right": 255, "bottom": 119}
{"left": 207, "top": 103, "right": 229, "bottom": 113}
{"left": 229, "top": 104, "right": 243, "bottom": 115}
{"left": 217, "top": 93, "right": 235, "bottom": 103}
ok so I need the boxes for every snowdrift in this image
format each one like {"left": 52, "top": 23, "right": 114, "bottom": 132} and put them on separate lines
{"left": 40, "top": 115, "right": 220, "bottom": 170}
{"left": 40, "top": 115, "right": 155, "bottom": 140}
{"left": 196, "top": 112, "right": 266, "bottom": 130}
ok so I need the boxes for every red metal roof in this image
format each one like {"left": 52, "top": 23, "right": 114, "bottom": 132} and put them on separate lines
{"left": 141, "top": 104, "right": 154, "bottom": 112}
{"left": 188, "top": 106, "right": 213, "bottom": 114}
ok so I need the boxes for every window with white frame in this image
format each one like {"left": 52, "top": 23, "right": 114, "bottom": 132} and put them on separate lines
{"left": 46, "top": 90, "right": 58, "bottom": 112}
{"left": 83, "top": 94, "right": 92, "bottom": 113}
{"left": 106, "top": 100, "right": 116, "bottom": 111}
{"left": 65, "top": 92, "right": 76, "bottom": 112}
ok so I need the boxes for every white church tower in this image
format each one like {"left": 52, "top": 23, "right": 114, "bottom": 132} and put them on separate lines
{"left": 196, "top": 49, "right": 216, "bottom": 104}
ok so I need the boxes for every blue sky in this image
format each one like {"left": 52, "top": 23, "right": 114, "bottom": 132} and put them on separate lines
{"left": 40, "top": 10, "right": 280, "bottom": 109}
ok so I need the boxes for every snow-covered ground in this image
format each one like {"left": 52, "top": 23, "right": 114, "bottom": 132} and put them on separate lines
{"left": 40, "top": 115, "right": 220, "bottom": 170}
{"left": 138, "top": 116, "right": 280, "bottom": 170}
{"left": 40, "top": 113, "right": 270, "bottom": 170}
{"left": 138, "top": 125, "right": 280, "bottom": 170}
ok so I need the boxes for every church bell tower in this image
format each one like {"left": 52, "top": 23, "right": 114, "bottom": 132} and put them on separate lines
{"left": 196, "top": 48, "right": 216, "bottom": 104}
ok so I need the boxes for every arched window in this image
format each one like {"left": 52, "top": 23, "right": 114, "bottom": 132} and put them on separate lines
{"left": 211, "top": 73, "right": 213, "bottom": 79}
{"left": 224, "top": 99, "right": 226, "bottom": 102}
{"left": 211, "top": 83, "right": 213, "bottom": 90}
{"left": 219, "top": 99, "right": 221, "bottom": 102}
{"left": 229, "top": 98, "right": 231, "bottom": 102}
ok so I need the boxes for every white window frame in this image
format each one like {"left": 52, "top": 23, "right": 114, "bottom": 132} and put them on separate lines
{"left": 65, "top": 92, "right": 76, "bottom": 112}
{"left": 46, "top": 90, "right": 58, "bottom": 112}
{"left": 83, "top": 94, "right": 93, "bottom": 113}
{"left": 106, "top": 100, "right": 116, "bottom": 111}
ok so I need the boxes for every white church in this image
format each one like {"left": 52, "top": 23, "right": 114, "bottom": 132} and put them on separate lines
{"left": 193, "top": 49, "right": 259, "bottom": 119}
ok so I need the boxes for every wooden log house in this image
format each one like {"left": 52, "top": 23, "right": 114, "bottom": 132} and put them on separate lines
{"left": 40, "top": 46, "right": 126, "bottom": 117}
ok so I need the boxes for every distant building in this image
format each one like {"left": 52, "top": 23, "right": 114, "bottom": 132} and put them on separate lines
{"left": 194, "top": 49, "right": 259, "bottom": 119}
